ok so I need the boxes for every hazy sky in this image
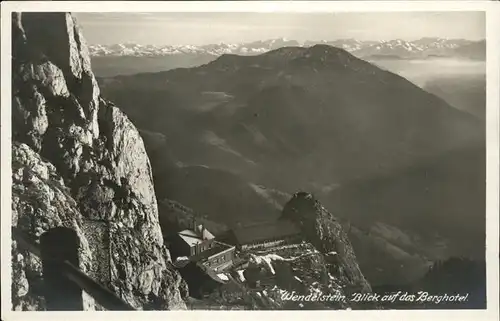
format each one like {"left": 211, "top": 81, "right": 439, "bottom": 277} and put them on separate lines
{"left": 74, "top": 12, "right": 486, "bottom": 45}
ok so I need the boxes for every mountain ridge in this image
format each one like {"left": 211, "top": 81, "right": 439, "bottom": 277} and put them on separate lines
{"left": 99, "top": 44, "right": 484, "bottom": 187}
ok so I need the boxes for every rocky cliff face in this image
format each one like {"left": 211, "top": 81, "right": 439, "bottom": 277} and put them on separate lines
{"left": 11, "top": 12, "right": 186, "bottom": 310}
{"left": 282, "top": 192, "right": 371, "bottom": 295}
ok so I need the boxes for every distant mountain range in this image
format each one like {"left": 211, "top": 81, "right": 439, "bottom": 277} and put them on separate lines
{"left": 89, "top": 37, "right": 486, "bottom": 60}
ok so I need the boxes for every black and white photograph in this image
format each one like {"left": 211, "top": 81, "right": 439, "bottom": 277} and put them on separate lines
{"left": 1, "top": 1, "right": 499, "bottom": 318}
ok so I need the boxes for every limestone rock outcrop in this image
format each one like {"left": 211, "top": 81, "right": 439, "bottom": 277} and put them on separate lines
{"left": 282, "top": 192, "right": 372, "bottom": 294}
{"left": 11, "top": 12, "right": 186, "bottom": 310}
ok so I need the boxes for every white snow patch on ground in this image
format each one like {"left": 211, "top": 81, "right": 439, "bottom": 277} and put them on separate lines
{"left": 173, "top": 256, "right": 190, "bottom": 268}
{"left": 249, "top": 253, "right": 285, "bottom": 274}
{"left": 248, "top": 183, "right": 285, "bottom": 210}
{"left": 217, "top": 273, "right": 229, "bottom": 281}
{"left": 237, "top": 270, "right": 246, "bottom": 282}
{"left": 248, "top": 250, "right": 319, "bottom": 275}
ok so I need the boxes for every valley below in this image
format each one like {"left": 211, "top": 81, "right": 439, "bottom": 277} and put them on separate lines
{"left": 372, "top": 58, "right": 485, "bottom": 119}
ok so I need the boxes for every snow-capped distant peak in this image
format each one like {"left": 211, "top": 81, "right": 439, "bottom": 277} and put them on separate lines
{"left": 88, "top": 37, "right": 485, "bottom": 60}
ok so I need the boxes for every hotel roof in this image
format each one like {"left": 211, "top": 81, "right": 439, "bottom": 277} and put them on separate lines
{"left": 178, "top": 227, "right": 215, "bottom": 247}
{"left": 232, "top": 220, "right": 300, "bottom": 245}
